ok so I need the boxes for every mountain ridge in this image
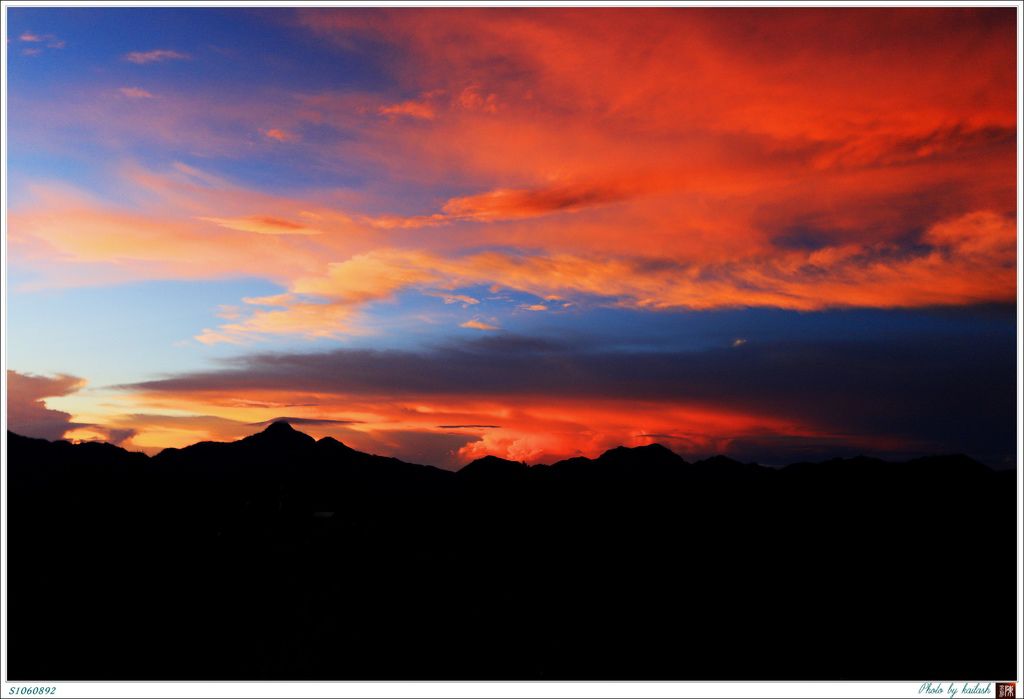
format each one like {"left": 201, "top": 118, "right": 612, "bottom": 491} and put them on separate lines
{"left": 7, "top": 421, "right": 1015, "bottom": 680}
{"left": 4, "top": 420, "right": 1001, "bottom": 476}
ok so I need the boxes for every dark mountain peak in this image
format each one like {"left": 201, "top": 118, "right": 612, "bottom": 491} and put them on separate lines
{"left": 7, "top": 431, "right": 148, "bottom": 492}
{"left": 317, "top": 435, "right": 354, "bottom": 451}
{"left": 9, "top": 431, "right": 56, "bottom": 448}
{"left": 547, "top": 455, "right": 592, "bottom": 469}
{"left": 544, "top": 443, "right": 686, "bottom": 480}
{"left": 783, "top": 454, "right": 882, "bottom": 472}
{"left": 597, "top": 442, "right": 685, "bottom": 465}
{"left": 241, "top": 421, "right": 315, "bottom": 448}
{"left": 691, "top": 454, "right": 770, "bottom": 480}
{"left": 903, "top": 454, "right": 992, "bottom": 479}
{"left": 907, "top": 453, "right": 989, "bottom": 470}
{"left": 457, "top": 454, "right": 529, "bottom": 480}
{"left": 263, "top": 420, "right": 298, "bottom": 435}
{"left": 695, "top": 454, "right": 743, "bottom": 467}
{"left": 464, "top": 454, "right": 525, "bottom": 468}
{"left": 598, "top": 445, "right": 634, "bottom": 460}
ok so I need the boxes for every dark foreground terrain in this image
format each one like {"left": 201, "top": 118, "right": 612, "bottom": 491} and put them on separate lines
{"left": 7, "top": 423, "right": 1017, "bottom": 680}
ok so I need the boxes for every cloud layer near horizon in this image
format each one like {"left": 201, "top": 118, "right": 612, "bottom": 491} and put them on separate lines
{"left": 114, "top": 329, "right": 1015, "bottom": 468}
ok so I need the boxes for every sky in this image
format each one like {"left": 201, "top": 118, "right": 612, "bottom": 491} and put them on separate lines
{"left": 4, "top": 7, "right": 1019, "bottom": 469}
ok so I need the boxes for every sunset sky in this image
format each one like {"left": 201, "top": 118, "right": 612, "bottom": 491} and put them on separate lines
{"left": 5, "top": 7, "right": 1019, "bottom": 468}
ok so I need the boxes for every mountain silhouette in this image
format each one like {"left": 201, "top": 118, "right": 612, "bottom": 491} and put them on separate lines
{"left": 457, "top": 454, "right": 529, "bottom": 481}
{"left": 6, "top": 423, "right": 1016, "bottom": 681}
{"left": 242, "top": 418, "right": 317, "bottom": 446}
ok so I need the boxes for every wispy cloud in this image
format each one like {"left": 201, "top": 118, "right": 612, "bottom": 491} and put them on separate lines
{"left": 20, "top": 31, "right": 64, "bottom": 48}
{"left": 242, "top": 293, "right": 296, "bottom": 307}
{"left": 461, "top": 319, "right": 499, "bottom": 331}
{"left": 9, "top": 174, "right": 332, "bottom": 288}
{"left": 369, "top": 181, "right": 639, "bottom": 228}
{"left": 379, "top": 99, "right": 436, "bottom": 120}
{"left": 119, "top": 87, "right": 156, "bottom": 99}
{"left": 198, "top": 215, "right": 324, "bottom": 236}
{"left": 438, "top": 424, "right": 502, "bottom": 430}
{"left": 263, "top": 128, "right": 297, "bottom": 142}
{"left": 424, "top": 291, "right": 480, "bottom": 306}
{"left": 18, "top": 31, "right": 64, "bottom": 55}
{"left": 123, "top": 49, "right": 189, "bottom": 64}
{"left": 195, "top": 208, "right": 1015, "bottom": 342}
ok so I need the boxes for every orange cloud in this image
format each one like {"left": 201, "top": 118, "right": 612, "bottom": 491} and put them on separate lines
{"left": 441, "top": 183, "right": 635, "bottom": 221}
{"left": 263, "top": 128, "right": 297, "bottom": 142}
{"left": 378, "top": 100, "right": 436, "bottom": 120}
{"left": 199, "top": 215, "right": 323, "bottom": 235}
{"left": 298, "top": 9, "right": 1013, "bottom": 157}
{"left": 294, "top": 9, "right": 1014, "bottom": 242}
{"left": 460, "top": 319, "right": 499, "bottom": 331}
{"left": 242, "top": 293, "right": 296, "bottom": 307}
{"left": 449, "top": 399, "right": 816, "bottom": 465}
{"left": 195, "top": 207, "right": 1015, "bottom": 341}
{"left": 366, "top": 178, "right": 656, "bottom": 231}
{"left": 14, "top": 9, "right": 1013, "bottom": 271}
{"left": 457, "top": 85, "right": 498, "bottom": 113}
{"left": 6, "top": 9, "right": 1015, "bottom": 346}
{"left": 195, "top": 302, "right": 362, "bottom": 344}
{"left": 7, "top": 167, "right": 372, "bottom": 289}
{"left": 190, "top": 250, "right": 441, "bottom": 342}
{"left": 9, "top": 198, "right": 318, "bottom": 287}
{"left": 101, "top": 381, "right": 904, "bottom": 468}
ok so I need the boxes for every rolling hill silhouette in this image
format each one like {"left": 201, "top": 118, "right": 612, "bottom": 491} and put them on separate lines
{"left": 6, "top": 422, "right": 1016, "bottom": 681}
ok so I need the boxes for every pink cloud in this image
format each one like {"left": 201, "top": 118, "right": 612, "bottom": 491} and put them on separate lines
{"left": 20, "top": 31, "right": 62, "bottom": 48}
{"left": 123, "top": 49, "right": 189, "bottom": 64}
{"left": 6, "top": 370, "right": 87, "bottom": 441}
{"left": 119, "top": 87, "right": 156, "bottom": 99}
